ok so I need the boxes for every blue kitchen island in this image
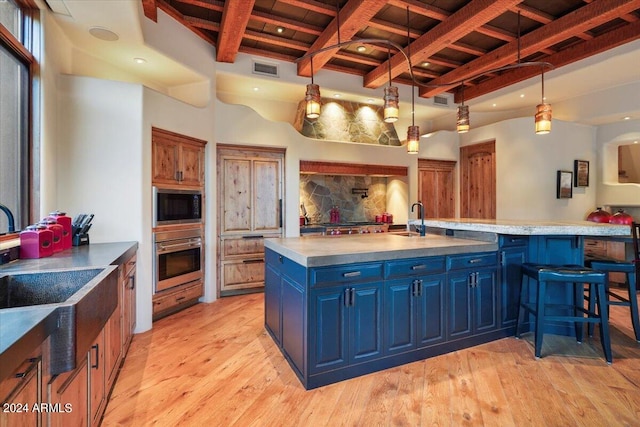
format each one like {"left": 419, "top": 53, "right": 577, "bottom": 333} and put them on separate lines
{"left": 264, "top": 220, "right": 629, "bottom": 389}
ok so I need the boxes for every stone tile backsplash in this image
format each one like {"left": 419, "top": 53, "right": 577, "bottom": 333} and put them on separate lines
{"left": 300, "top": 175, "right": 387, "bottom": 223}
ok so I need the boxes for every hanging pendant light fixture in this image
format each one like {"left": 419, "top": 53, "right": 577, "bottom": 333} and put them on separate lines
{"left": 535, "top": 69, "right": 552, "bottom": 134}
{"left": 406, "top": 6, "right": 419, "bottom": 154}
{"left": 383, "top": 47, "right": 399, "bottom": 123}
{"left": 456, "top": 81, "right": 470, "bottom": 133}
{"left": 305, "top": 56, "right": 321, "bottom": 119}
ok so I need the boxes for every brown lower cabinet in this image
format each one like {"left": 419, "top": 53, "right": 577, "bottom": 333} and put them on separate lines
{"left": 1, "top": 252, "right": 137, "bottom": 427}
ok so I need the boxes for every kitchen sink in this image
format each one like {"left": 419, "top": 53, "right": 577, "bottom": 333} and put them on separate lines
{"left": 0, "top": 266, "right": 119, "bottom": 374}
{"left": 0, "top": 268, "right": 104, "bottom": 308}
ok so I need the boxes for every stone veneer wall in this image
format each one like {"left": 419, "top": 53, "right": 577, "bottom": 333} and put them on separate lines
{"left": 293, "top": 99, "right": 400, "bottom": 146}
{"left": 300, "top": 174, "right": 387, "bottom": 223}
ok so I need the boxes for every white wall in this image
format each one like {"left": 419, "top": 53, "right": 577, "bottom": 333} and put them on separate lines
{"left": 460, "top": 117, "right": 598, "bottom": 221}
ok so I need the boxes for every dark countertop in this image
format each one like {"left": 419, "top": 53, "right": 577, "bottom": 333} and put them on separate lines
{"left": 0, "top": 241, "right": 138, "bottom": 382}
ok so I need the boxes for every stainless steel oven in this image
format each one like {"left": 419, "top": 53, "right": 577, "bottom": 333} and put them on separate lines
{"left": 153, "top": 228, "right": 203, "bottom": 292}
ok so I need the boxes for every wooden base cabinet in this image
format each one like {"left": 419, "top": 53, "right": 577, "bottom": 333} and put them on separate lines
{"left": 48, "top": 357, "right": 88, "bottom": 427}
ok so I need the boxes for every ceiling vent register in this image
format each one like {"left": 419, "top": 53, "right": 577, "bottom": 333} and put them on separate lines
{"left": 252, "top": 61, "right": 279, "bottom": 78}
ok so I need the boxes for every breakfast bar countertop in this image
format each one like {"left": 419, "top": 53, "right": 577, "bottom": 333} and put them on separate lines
{"left": 264, "top": 233, "right": 497, "bottom": 267}
{"left": 410, "top": 218, "right": 631, "bottom": 236}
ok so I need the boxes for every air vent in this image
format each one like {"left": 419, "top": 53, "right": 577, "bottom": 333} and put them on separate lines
{"left": 45, "top": 0, "right": 72, "bottom": 16}
{"left": 252, "top": 60, "right": 279, "bottom": 77}
{"left": 433, "top": 95, "right": 449, "bottom": 106}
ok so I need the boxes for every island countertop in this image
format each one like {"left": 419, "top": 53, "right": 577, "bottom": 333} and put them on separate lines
{"left": 264, "top": 233, "right": 497, "bottom": 267}
{"left": 409, "top": 218, "right": 631, "bottom": 236}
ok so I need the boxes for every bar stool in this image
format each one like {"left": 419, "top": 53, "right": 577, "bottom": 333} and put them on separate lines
{"left": 585, "top": 222, "right": 640, "bottom": 342}
{"left": 515, "top": 263, "right": 612, "bottom": 364}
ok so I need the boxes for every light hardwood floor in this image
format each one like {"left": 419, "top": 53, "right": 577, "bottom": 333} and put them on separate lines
{"left": 102, "top": 290, "right": 640, "bottom": 426}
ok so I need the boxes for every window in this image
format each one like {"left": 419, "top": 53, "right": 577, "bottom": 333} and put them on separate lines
{"left": 0, "top": 0, "right": 36, "bottom": 233}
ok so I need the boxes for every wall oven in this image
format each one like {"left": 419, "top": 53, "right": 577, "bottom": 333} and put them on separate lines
{"left": 154, "top": 228, "right": 203, "bottom": 292}
{"left": 153, "top": 187, "right": 202, "bottom": 227}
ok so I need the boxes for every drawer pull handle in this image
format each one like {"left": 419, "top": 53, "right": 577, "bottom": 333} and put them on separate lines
{"left": 243, "top": 258, "right": 265, "bottom": 264}
{"left": 411, "top": 264, "right": 427, "bottom": 270}
{"left": 91, "top": 344, "right": 99, "bottom": 369}
{"left": 343, "top": 271, "right": 362, "bottom": 278}
{"left": 242, "top": 235, "right": 264, "bottom": 239}
{"left": 468, "top": 258, "right": 482, "bottom": 264}
{"left": 176, "top": 296, "right": 186, "bottom": 302}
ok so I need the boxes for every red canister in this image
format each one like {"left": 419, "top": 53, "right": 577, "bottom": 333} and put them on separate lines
{"left": 46, "top": 211, "right": 72, "bottom": 249}
{"left": 39, "top": 219, "right": 64, "bottom": 253}
{"left": 20, "top": 225, "right": 54, "bottom": 259}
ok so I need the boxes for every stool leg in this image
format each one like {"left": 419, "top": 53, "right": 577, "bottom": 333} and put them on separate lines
{"left": 587, "top": 283, "right": 596, "bottom": 337}
{"left": 627, "top": 271, "right": 640, "bottom": 342}
{"left": 596, "top": 283, "right": 613, "bottom": 364}
{"left": 574, "top": 282, "right": 584, "bottom": 343}
{"left": 515, "top": 274, "right": 527, "bottom": 339}
{"left": 534, "top": 280, "right": 546, "bottom": 358}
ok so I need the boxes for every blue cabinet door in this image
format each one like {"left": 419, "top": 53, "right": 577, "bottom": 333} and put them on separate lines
{"left": 384, "top": 279, "right": 416, "bottom": 355}
{"left": 447, "top": 271, "right": 472, "bottom": 340}
{"left": 309, "top": 287, "right": 348, "bottom": 374}
{"left": 265, "top": 263, "right": 282, "bottom": 343}
{"left": 473, "top": 267, "right": 498, "bottom": 333}
{"left": 500, "top": 247, "right": 526, "bottom": 327}
{"left": 350, "top": 283, "right": 383, "bottom": 363}
{"left": 417, "top": 274, "right": 446, "bottom": 347}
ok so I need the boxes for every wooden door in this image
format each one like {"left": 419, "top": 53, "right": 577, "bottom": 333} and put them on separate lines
{"left": 460, "top": 141, "right": 496, "bottom": 219}
{"left": 418, "top": 159, "right": 456, "bottom": 218}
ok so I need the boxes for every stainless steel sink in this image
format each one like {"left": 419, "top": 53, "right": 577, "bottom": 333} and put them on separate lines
{"left": 0, "top": 266, "right": 119, "bottom": 374}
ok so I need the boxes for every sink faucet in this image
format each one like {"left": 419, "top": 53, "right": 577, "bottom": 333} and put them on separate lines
{"left": 0, "top": 203, "right": 16, "bottom": 233}
{"left": 411, "top": 201, "right": 425, "bottom": 236}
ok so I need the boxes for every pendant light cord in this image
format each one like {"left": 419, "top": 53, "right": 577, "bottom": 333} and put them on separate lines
{"left": 407, "top": 6, "right": 415, "bottom": 127}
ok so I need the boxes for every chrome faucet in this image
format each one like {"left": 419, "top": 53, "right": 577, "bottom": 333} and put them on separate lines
{"left": 411, "top": 201, "right": 425, "bottom": 236}
{"left": 0, "top": 203, "right": 16, "bottom": 234}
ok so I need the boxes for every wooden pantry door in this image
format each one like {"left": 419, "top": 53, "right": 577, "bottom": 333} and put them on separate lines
{"left": 460, "top": 141, "right": 496, "bottom": 219}
{"left": 418, "top": 159, "right": 456, "bottom": 218}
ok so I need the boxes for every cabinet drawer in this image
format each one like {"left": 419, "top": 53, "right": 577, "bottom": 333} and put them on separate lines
{"left": 221, "top": 259, "right": 265, "bottom": 289}
{"left": 385, "top": 257, "right": 445, "bottom": 279}
{"left": 499, "top": 235, "right": 528, "bottom": 248}
{"left": 221, "top": 235, "right": 280, "bottom": 259}
{"left": 584, "top": 238, "right": 607, "bottom": 258}
{"left": 153, "top": 280, "right": 202, "bottom": 316}
{"left": 311, "top": 263, "right": 383, "bottom": 286}
{"left": 447, "top": 252, "right": 497, "bottom": 270}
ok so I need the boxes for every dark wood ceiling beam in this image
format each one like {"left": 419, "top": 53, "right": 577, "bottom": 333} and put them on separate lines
{"left": 582, "top": 0, "right": 639, "bottom": 23}
{"left": 458, "top": 19, "right": 640, "bottom": 102}
{"left": 251, "top": 10, "right": 323, "bottom": 36}
{"left": 333, "top": 51, "right": 382, "bottom": 67}
{"left": 239, "top": 46, "right": 298, "bottom": 62}
{"left": 175, "top": 0, "right": 223, "bottom": 12}
{"left": 387, "top": 0, "right": 450, "bottom": 21}
{"left": 297, "top": 0, "right": 389, "bottom": 77}
{"left": 217, "top": 0, "right": 255, "bottom": 62}
{"left": 420, "top": 0, "right": 640, "bottom": 98}
{"left": 369, "top": 17, "right": 421, "bottom": 39}
{"left": 451, "top": 41, "right": 486, "bottom": 56}
{"left": 243, "top": 30, "right": 309, "bottom": 51}
{"left": 156, "top": 0, "right": 217, "bottom": 45}
{"left": 475, "top": 24, "right": 515, "bottom": 42}
{"left": 277, "top": 0, "right": 336, "bottom": 16}
{"left": 141, "top": 0, "right": 157, "bottom": 22}
{"left": 363, "top": 0, "right": 522, "bottom": 89}
{"left": 186, "top": 16, "right": 219, "bottom": 32}
{"left": 512, "top": 4, "right": 553, "bottom": 24}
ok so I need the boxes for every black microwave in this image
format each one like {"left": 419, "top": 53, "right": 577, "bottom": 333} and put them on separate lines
{"left": 153, "top": 187, "right": 202, "bottom": 226}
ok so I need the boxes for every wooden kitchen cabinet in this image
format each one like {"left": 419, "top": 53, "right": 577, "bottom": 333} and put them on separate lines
{"left": 584, "top": 238, "right": 626, "bottom": 284}
{"left": 0, "top": 343, "right": 46, "bottom": 427}
{"left": 89, "top": 331, "right": 106, "bottom": 426}
{"left": 152, "top": 127, "right": 206, "bottom": 187}
{"left": 153, "top": 279, "right": 203, "bottom": 320}
{"left": 217, "top": 145, "right": 284, "bottom": 295}
{"left": 48, "top": 357, "right": 89, "bottom": 427}
{"left": 122, "top": 254, "right": 136, "bottom": 353}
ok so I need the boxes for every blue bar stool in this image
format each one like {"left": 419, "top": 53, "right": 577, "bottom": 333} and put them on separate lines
{"left": 515, "top": 263, "right": 612, "bottom": 364}
{"left": 585, "top": 222, "right": 640, "bottom": 342}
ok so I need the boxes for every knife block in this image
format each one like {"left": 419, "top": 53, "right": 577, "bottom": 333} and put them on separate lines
{"left": 73, "top": 233, "right": 90, "bottom": 246}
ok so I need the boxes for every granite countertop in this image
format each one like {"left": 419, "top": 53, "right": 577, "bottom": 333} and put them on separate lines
{"left": 264, "top": 233, "right": 497, "bottom": 267}
{"left": 409, "top": 218, "right": 631, "bottom": 236}
{"left": 0, "top": 241, "right": 138, "bottom": 382}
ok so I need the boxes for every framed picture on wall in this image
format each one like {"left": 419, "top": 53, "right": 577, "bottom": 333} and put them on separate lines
{"left": 574, "top": 160, "right": 589, "bottom": 187}
{"left": 557, "top": 170, "right": 573, "bottom": 199}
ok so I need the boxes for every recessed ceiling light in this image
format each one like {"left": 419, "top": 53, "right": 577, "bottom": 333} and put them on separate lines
{"left": 520, "top": 94, "right": 525, "bottom": 98}
{"left": 253, "top": 87, "right": 259, "bottom": 91}
{"left": 623, "top": 116, "right": 631, "bottom": 120}
{"left": 367, "top": 98, "right": 374, "bottom": 103}
{"left": 276, "top": 26, "right": 284, "bottom": 33}
{"left": 421, "top": 62, "right": 430, "bottom": 67}
{"left": 492, "top": 103, "right": 497, "bottom": 107}
{"left": 334, "top": 93, "right": 341, "bottom": 98}
{"left": 88, "top": 26, "right": 119, "bottom": 42}
{"left": 634, "top": 140, "right": 639, "bottom": 144}
{"left": 357, "top": 45, "right": 366, "bottom": 52}
{"left": 133, "top": 57, "right": 147, "bottom": 64}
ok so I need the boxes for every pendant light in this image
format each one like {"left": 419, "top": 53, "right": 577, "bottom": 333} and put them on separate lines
{"left": 383, "top": 47, "right": 399, "bottom": 123}
{"left": 535, "top": 69, "right": 552, "bottom": 134}
{"left": 305, "top": 56, "right": 321, "bottom": 119}
{"left": 406, "top": 7, "right": 419, "bottom": 154}
{"left": 456, "top": 81, "right": 470, "bottom": 133}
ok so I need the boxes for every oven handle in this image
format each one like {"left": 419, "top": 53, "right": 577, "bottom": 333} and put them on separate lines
{"left": 157, "top": 240, "right": 202, "bottom": 253}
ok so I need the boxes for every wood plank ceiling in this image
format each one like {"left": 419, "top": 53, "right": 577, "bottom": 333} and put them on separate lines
{"left": 141, "top": 0, "right": 640, "bottom": 103}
